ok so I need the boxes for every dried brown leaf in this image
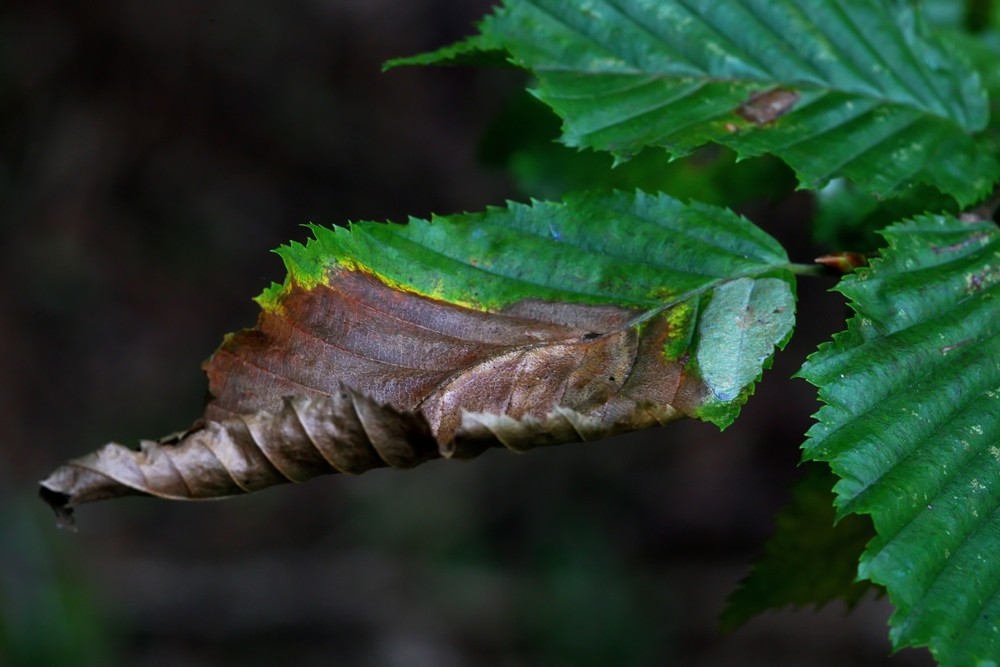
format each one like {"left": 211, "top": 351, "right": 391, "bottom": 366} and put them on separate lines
{"left": 41, "top": 270, "right": 705, "bottom": 522}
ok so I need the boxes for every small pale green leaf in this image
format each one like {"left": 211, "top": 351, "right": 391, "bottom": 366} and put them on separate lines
{"left": 697, "top": 277, "right": 795, "bottom": 403}
{"left": 800, "top": 215, "right": 1000, "bottom": 666}
{"left": 458, "top": 0, "right": 998, "bottom": 204}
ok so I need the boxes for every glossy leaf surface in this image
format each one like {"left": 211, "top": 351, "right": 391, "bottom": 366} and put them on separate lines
{"left": 801, "top": 215, "right": 1000, "bottom": 665}
{"left": 412, "top": 0, "right": 998, "bottom": 204}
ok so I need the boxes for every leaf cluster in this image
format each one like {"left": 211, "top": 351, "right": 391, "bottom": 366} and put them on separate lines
{"left": 42, "top": 1, "right": 1000, "bottom": 664}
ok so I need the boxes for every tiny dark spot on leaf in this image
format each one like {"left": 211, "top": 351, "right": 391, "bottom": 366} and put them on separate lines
{"left": 736, "top": 88, "right": 800, "bottom": 125}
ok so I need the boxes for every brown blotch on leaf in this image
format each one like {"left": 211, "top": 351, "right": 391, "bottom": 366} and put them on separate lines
{"left": 40, "top": 270, "right": 708, "bottom": 524}
{"left": 736, "top": 89, "right": 800, "bottom": 126}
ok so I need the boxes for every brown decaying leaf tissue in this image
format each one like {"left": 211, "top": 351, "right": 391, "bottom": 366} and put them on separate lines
{"left": 737, "top": 89, "right": 800, "bottom": 126}
{"left": 40, "top": 270, "right": 706, "bottom": 523}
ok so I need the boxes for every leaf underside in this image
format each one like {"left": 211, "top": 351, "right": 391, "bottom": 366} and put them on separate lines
{"left": 40, "top": 191, "right": 796, "bottom": 521}
{"left": 422, "top": 0, "right": 998, "bottom": 205}
{"left": 800, "top": 216, "right": 1000, "bottom": 666}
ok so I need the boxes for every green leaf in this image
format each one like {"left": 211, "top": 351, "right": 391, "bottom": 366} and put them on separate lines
{"left": 41, "top": 190, "right": 798, "bottom": 519}
{"left": 721, "top": 463, "right": 875, "bottom": 633}
{"left": 800, "top": 215, "right": 1000, "bottom": 666}
{"left": 461, "top": 0, "right": 999, "bottom": 205}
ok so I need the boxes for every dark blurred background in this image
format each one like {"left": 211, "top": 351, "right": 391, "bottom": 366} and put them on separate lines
{"left": 1, "top": 2, "right": 935, "bottom": 666}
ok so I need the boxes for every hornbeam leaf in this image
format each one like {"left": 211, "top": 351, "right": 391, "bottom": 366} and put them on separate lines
{"left": 418, "top": 0, "right": 998, "bottom": 205}
{"left": 721, "top": 463, "right": 875, "bottom": 632}
{"left": 40, "top": 191, "right": 797, "bottom": 521}
{"left": 800, "top": 215, "right": 1000, "bottom": 665}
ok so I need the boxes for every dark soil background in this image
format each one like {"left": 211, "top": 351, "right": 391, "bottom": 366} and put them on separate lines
{"left": 1, "top": 2, "right": 935, "bottom": 666}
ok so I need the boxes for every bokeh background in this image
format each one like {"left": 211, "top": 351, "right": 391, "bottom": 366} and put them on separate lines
{"left": 1, "top": 2, "right": 935, "bottom": 665}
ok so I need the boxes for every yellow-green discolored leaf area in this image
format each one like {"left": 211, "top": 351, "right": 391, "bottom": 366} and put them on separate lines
{"left": 801, "top": 215, "right": 1000, "bottom": 666}
{"left": 40, "top": 191, "right": 797, "bottom": 523}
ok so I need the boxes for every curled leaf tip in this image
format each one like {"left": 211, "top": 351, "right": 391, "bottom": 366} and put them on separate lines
{"left": 38, "top": 485, "right": 76, "bottom": 530}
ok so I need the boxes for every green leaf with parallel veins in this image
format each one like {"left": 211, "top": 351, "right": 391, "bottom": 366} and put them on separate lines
{"left": 425, "top": 0, "right": 998, "bottom": 205}
{"left": 800, "top": 215, "right": 1000, "bottom": 666}
{"left": 721, "top": 463, "right": 875, "bottom": 632}
{"left": 40, "top": 190, "right": 797, "bottom": 522}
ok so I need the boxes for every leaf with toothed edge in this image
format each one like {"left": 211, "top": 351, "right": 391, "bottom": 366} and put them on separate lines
{"left": 40, "top": 190, "right": 797, "bottom": 523}
{"left": 394, "top": 0, "right": 999, "bottom": 205}
{"left": 800, "top": 215, "right": 1000, "bottom": 666}
{"left": 721, "top": 463, "right": 875, "bottom": 633}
